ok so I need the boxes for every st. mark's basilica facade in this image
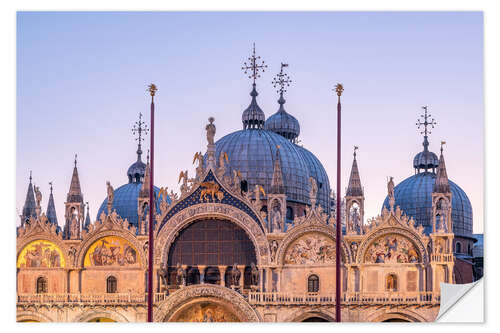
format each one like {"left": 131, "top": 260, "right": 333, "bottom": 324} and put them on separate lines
{"left": 16, "top": 48, "right": 482, "bottom": 323}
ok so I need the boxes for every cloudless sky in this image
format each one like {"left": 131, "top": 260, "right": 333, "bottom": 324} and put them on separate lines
{"left": 16, "top": 12, "right": 483, "bottom": 233}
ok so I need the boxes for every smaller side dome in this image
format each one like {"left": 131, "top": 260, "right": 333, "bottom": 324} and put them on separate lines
{"left": 265, "top": 108, "right": 300, "bottom": 142}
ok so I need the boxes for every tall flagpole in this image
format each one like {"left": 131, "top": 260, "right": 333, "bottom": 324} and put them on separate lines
{"left": 334, "top": 83, "right": 344, "bottom": 322}
{"left": 147, "top": 83, "right": 157, "bottom": 322}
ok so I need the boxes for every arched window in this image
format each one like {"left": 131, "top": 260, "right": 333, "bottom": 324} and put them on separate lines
{"left": 386, "top": 274, "right": 398, "bottom": 291}
{"left": 456, "top": 242, "right": 462, "bottom": 254}
{"left": 286, "top": 206, "right": 294, "bottom": 220}
{"left": 36, "top": 277, "right": 47, "bottom": 294}
{"left": 106, "top": 276, "right": 117, "bottom": 293}
{"left": 308, "top": 274, "right": 319, "bottom": 293}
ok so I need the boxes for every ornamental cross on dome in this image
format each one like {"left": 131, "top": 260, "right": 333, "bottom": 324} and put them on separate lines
{"left": 241, "top": 43, "right": 267, "bottom": 84}
{"left": 132, "top": 112, "right": 149, "bottom": 148}
{"left": 416, "top": 106, "right": 437, "bottom": 137}
{"left": 272, "top": 63, "right": 292, "bottom": 95}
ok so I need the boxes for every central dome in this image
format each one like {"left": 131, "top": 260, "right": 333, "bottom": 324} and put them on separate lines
{"left": 215, "top": 129, "right": 330, "bottom": 211}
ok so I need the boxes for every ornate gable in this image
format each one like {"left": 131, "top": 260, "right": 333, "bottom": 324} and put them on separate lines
{"left": 356, "top": 205, "right": 430, "bottom": 264}
{"left": 157, "top": 170, "right": 266, "bottom": 234}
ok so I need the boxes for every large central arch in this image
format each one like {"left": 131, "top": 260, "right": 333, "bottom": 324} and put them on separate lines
{"left": 155, "top": 203, "right": 270, "bottom": 266}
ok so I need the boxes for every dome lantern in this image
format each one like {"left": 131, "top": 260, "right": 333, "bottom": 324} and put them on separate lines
{"left": 128, "top": 113, "right": 149, "bottom": 183}
{"left": 413, "top": 106, "right": 439, "bottom": 173}
{"left": 241, "top": 43, "right": 267, "bottom": 130}
{"left": 265, "top": 63, "right": 300, "bottom": 142}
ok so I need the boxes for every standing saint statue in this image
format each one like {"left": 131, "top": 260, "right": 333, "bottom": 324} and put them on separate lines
{"left": 206, "top": 117, "right": 216, "bottom": 145}
{"left": 34, "top": 186, "right": 42, "bottom": 208}
{"left": 387, "top": 177, "right": 395, "bottom": 200}
{"left": 309, "top": 177, "right": 318, "bottom": 206}
{"left": 176, "top": 263, "right": 186, "bottom": 286}
{"left": 250, "top": 262, "right": 259, "bottom": 286}
{"left": 158, "top": 263, "right": 169, "bottom": 287}
{"left": 272, "top": 205, "right": 282, "bottom": 233}
{"left": 106, "top": 181, "right": 114, "bottom": 206}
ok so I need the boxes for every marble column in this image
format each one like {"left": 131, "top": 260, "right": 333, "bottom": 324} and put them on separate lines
{"left": 237, "top": 265, "right": 245, "bottom": 290}
{"left": 198, "top": 265, "right": 207, "bottom": 284}
{"left": 219, "top": 266, "right": 227, "bottom": 287}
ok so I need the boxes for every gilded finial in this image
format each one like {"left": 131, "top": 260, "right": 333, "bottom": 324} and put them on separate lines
{"left": 29, "top": 170, "right": 32, "bottom": 184}
{"left": 147, "top": 83, "right": 157, "bottom": 97}
{"left": 74, "top": 154, "right": 77, "bottom": 167}
{"left": 354, "top": 146, "right": 358, "bottom": 158}
{"left": 49, "top": 181, "right": 53, "bottom": 194}
{"left": 241, "top": 43, "right": 267, "bottom": 84}
{"left": 334, "top": 83, "right": 344, "bottom": 97}
{"left": 440, "top": 140, "right": 446, "bottom": 153}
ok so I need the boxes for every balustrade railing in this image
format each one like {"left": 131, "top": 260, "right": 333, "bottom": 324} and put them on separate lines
{"left": 248, "top": 291, "right": 440, "bottom": 305}
{"left": 17, "top": 293, "right": 164, "bottom": 305}
{"left": 17, "top": 291, "right": 440, "bottom": 306}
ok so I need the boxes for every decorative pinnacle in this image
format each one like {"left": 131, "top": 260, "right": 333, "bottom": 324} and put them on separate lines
{"left": 241, "top": 43, "right": 267, "bottom": 84}
{"left": 132, "top": 112, "right": 149, "bottom": 155}
{"left": 74, "top": 154, "right": 77, "bottom": 168}
{"left": 29, "top": 170, "right": 32, "bottom": 184}
{"left": 49, "top": 181, "right": 53, "bottom": 194}
{"left": 86, "top": 201, "right": 89, "bottom": 211}
{"left": 334, "top": 83, "right": 344, "bottom": 97}
{"left": 416, "top": 106, "right": 437, "bottom": 137}
{"left": 272, "top": 63, "right": 292, "bottom": 97}
{"left": 147, "top": 83, "right": 157, "bottom": 97}
{"left": 353, "top": 146, "right": 359, "bottom": 158}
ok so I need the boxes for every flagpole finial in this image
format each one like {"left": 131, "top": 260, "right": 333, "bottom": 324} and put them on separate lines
{"left": 334, "top": 83, "right": 344, "bottom": 97}
{"left": 147, "top": 84, "right": 157, "bottom": 97}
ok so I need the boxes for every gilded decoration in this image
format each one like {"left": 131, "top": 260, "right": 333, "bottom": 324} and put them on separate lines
{"left": 84, "top": 236, "right": 140, "bottom": 267}
{"left": 17, "top": 240, "right": 65, "bottom": 268}
{"left": 173, "top": 302, "right": 240, "bottom": 322}
{"left": 284, "top": 233, "right": 336, "bottom": 265}
{"left": 364, "top": 234, "right": 420, "bottom": 264}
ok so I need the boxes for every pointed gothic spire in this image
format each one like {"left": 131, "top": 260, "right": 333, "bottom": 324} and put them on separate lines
{"left": 46, "top": 181, "right": 58, "bottom": 226}
{"left": 67, "top": 154, "right": 83, "bottom": 203}
{"left": 434, "top": 141, "right": 450, "bottom": 193}
{"left": 21, "top": 171, "right": 37, "bottom": 224}
{"left": 140, "top": 150, "right": 151, "bottom": 198}
{"left": 83, "top": 202, "right": 91, "bottom": 230}
{"left": 271, "top": 146, "right": 285, "bottom": 194}
{"left": 346, "top": 146, "right": 364, "bottom": 197}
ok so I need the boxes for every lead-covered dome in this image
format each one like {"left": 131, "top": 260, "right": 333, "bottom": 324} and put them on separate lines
{"left": 382, "top": 172, "right": 472, "bottom": 236}
{"left": 215, "top": 129, "right": 330, "bottom": 211}
{"left": 96, "top": 183, "right": 161, "bottom": 227}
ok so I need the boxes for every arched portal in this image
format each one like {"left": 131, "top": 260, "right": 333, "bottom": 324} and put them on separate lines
{"left": 167, "top": 218, "right": 257, "bottom": 287}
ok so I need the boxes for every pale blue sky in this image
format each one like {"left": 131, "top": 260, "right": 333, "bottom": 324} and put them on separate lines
{"left": 16, "top": 12, "right": 483, "bottom": 232}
